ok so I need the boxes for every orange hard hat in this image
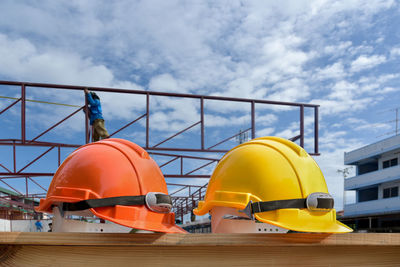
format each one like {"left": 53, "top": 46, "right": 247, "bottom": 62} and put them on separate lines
{"left": 36, "top": 138, "right": 186, "bottom": 233}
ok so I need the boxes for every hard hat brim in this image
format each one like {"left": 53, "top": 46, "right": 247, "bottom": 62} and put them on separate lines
{"left": 90, "top": 207, "right": 187, "bottom": 233}
{"left": 254, "top": 209, "right": 353, "bottom": 233}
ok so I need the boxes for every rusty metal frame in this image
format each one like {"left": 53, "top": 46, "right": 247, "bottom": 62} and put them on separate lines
{"left": 0, "top": 80, "right": 319, "bottom": 153}
{"left": 0, "top": 80, "right": 320, "bottom": 220}
{"left": 170, "top": 183, "right": 208, "bottom": 222}
{"left": 149, "top": 152, "right": 219, "bottom": 178}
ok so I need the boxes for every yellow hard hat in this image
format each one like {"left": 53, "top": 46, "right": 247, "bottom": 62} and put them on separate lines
{"left": 194, "top": 136, "right": 352, "bottom": 233}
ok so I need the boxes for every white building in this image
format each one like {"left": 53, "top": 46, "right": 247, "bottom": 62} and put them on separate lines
{"left": 342, "top": 135, "right": 400, "bottom": 231}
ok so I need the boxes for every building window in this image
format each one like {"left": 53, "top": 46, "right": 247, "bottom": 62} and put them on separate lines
{"left": 358, "top": 161, "right": 378, "bottom": 175}
{"left": 383, "top": 158, "right": 398, "bottom": 169}
{"left": 383, "top": 187, "right": 399, "bottom": 198}
{"left": 358, "top": 187, "right": 378, "bottom": 202}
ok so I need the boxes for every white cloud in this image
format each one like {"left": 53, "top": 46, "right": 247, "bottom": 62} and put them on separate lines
{"left": 205, "top": 100, "right": 251, "bottom": 114}
{"left": 350, "top": 54, "right": 387, "bottom": 72}
{"left": 379, "top": 87, "right": 398, "bottom": 93}
{"left": 261, "top": 35, "right": 311, "bottom": 75}
{"left": 312, "top": 70, "right": 399, "bottom": 117}
{"left": 256, "top": 127, "right": 275, "bottom": 136}
{"left": 311, "top": 0, "right": 395, "bottom": 23}
{"left": 329, "top": 80, "right": 359, "bottom": 100}
{"left": 267, "top": 78, "right": 311, "bottom": 102}
{"left": 390, "top": 47, "right": 400, "bottom": 58}
{"left": 102, "top": 93, "right": 146, "bottom": 121}
{"left": 324, "top": 41, "right": 352, "bottom": 55}
{"left": 144, "top": 98, "right": 202, "bottom": 133}
{"left": 257, "top": 114, "right": 278, "bottom": 126}
{"left": 204, "top": 114, "right": 248, "bottom": 128}
{"left": 356, "top": 122, "right": 391, "bottom": 131}
{"left": 148, "top": 73, "right": 191, "bottom": 93}
{"left": 315, "top": 62, "right": 346, "bottom": 80}
{"left": 0, "top": 33, "right": 136, "bottom": 88}
{"left": 149, "top": 74, "right": 178, "bottom": 92}
{"left": 311, "top": 95, "right": 376, "bottom": 116}
{"left": 375, "top": 37, "right": 385, "bottom": 43}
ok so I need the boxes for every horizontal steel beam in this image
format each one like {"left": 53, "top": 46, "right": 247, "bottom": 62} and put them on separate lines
{"left": 0, "top": 172, "right": 211, "bottom": 178}
{"left": 0, "top": 80, "right": 319, "bottom": 108}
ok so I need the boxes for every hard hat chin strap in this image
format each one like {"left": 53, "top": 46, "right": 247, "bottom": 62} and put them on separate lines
{"left": 61, "top": 193, "right": 172, "bottom": 214}
{"left": 239, "top": 192, "right": 334, "bottom": 220}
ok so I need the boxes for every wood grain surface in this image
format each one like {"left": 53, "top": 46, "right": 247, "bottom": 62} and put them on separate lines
{"left": 0, "top": 233, "right": 400, "bottom": 266}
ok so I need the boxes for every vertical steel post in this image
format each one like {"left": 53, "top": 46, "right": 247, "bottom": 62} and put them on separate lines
{"left": 180, "top": 157, "right": 183, "bottom": 175}
{"left": 25, "top": 177, "right": 28, "bottom": 198}
{"left": 190, "top": 187, "right": 194, "bottom": 208}
{"left": 251, "top": 101, "right": 255, "bottom": 139}
{"left": 21, "top": 84, "right": 26, "bottom": 143}
{"left": 84, "top": 89, "right": 89, "bottom": 144}
{"left": 300, "top": 105, "right": 304, "bottom": 148}
{"left": 314, "top": 106, "right": 319, "bottom": 154}
{"left": 200, "top": 97, "right": 204, "bottom": 149}
{"left": 146, "top": 93, "right": 149, "bottom": 148}
{"left": 180, "top": 205, "right": 184, "bottom": 223}
{"left": 13, "top": 141, "right": 16, "bottom": 173}
{"left": 58, "top": 145, "right": 61, "bottom": 166}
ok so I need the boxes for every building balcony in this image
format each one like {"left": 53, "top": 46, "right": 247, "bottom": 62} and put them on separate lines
{"left": 345, "top": 165, "right": 400, "bottom": 190}
{"left": 344, "top": 135, "right": 400, "bottom": 165}
{"left": 344, "top": 196, "right": 400, "bottom": 217}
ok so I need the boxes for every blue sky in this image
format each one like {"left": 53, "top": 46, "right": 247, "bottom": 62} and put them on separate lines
{"left": 1, "top": 0, "right": 400, "bottom": 213}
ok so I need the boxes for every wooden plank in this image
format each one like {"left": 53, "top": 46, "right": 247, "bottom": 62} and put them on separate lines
{"left": 1, "top": 232, "right": 400, "bottom": 246}
{"left": 0, "top": 233, "right": 400, "bottom": 266}
{"left": 1, "top": 244, "right": 400, "bottom": 266}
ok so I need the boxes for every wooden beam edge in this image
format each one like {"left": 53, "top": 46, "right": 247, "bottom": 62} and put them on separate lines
{"left": 1, "top": 233, "right": 400, "bottom": 247}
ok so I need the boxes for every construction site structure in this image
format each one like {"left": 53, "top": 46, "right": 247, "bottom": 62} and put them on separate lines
{"left": 342, "top": 134, "right": 400, "bottom": 232}
{"left": 0, "top": 80, "right": 320, "bottom": 224}
{"left": 0, "top": 186, "right": 38, "bottom": 220}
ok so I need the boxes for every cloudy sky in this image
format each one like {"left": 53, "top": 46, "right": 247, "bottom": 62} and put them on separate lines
{"left": 1, "top": 0, "right": 400, "bottom": 212}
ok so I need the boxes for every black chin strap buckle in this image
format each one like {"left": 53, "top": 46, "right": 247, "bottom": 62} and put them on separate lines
{"left": 238, "top": 200, "right": 255, "bottom": 220}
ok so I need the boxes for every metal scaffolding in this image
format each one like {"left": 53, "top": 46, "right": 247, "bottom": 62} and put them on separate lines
{"left": 0, "top": 80, "right": 319, "bottom": 221}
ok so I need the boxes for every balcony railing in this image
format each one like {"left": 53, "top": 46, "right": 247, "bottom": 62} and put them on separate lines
{"left": 344, "top": 135, "right": 400, "bottom": 165}
{"left": 344, "top": 196, "right": 400, "bottom": 217}
{"left": 345, "top": 165, "right": 400, "bottom": 190}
